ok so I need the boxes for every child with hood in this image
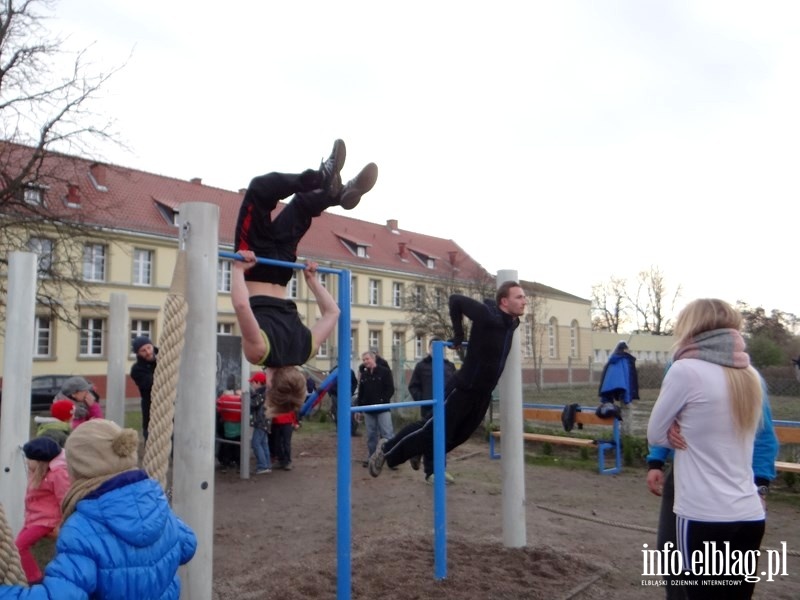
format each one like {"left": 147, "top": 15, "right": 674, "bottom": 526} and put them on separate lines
{"left": 0, "top": 419, "right": 197, "bottom": 599}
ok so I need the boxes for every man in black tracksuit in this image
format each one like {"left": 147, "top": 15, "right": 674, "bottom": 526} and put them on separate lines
{"left": 130, "top": 336, "right": 158, "bottom": 440}
{"left": 368, "top": 281, "right": 527, "bottom": 478}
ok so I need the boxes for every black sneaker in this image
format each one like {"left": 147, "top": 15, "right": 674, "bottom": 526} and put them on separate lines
{"left": 339, "top": 162, "right": 378, "bottom": 210}
{"left": 409, "top": 455, "right": 421, "bottom": 471}
{"left": 368, "top": 438, "right": 387, "bottom": 477}
{"left": 320, "top": 139, "right": 346, "bottom": 197}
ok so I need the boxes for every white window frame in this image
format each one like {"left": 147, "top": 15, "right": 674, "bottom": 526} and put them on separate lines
{"left": 524, "top": 316, "right": 533, "bottom": 358}
{"left": 218, "top": 322, "right": 234, "bottom": 335}
{"left": 82, "top": 244, "right": 106, "bottom": 282}
{"left": 548, "top": 318, "right": 558, "bottom": 359}
{"left": 369, "top": 279, "right": 380, "bottom": 306}
{"left": 287, "top": 272, "right": 298, "bottom": 299}
{"left": 23, "top": 186, "right": 43, "bottom": 206}
{"left": 350, "top": 276, "right": 357, "bottom": 305}
{"left": 414, "top": 335, "right": 424, "bottom": 359}
{"left": 316, "top": 338, "right": 330, "bottom": 358}
{"left": 80, "top": 317, "right": 105, "bottom": 357}
{"left": 392, "top": 282, "right": 402, "bottom": 308}
{"left": 368, "top": 330, "right": 380, "bottom": 351}
{"left": 392, "top": 331, "right": 403, "bottom": 356}
{"left": 217, "top": 259, "right": 232, "bottom": 293}
{"left": 133, "top": 248, "right": 154, "bottom": 286}
{"left": 28, "top": 237, "right": 54, "bottom": 277}
{"left": 317, "top": 272, "right": 328, "bottom": 289}
{"left": 570, "top": 320, "right": 578, "bottom": 358}
{"left": 34, "top": 316, "right": 52, "bottom": 358}
{"left": 130, "top": 319, "right": 153, "bottom": 355}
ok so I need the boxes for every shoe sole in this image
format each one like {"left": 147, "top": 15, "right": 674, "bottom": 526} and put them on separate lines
{"left": 340, "top": 162, "right": 378, "bottom": 210}
{"left": 410, "top": 456, "right": 421, "bottom": 471}
{"left": 368, "top": 438, "right": 388, "bottom": 477}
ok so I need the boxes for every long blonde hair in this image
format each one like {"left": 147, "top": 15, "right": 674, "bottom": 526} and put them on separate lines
{"left": 27, "top": 459, "right": 50, "bottom": 489}
{"left": 673, "top": 298, "right": 762, "bottom": 436}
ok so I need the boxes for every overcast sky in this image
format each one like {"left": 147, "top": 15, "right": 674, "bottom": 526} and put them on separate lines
{"left": 46, "top": 0, "right": 800, "bottom": 320}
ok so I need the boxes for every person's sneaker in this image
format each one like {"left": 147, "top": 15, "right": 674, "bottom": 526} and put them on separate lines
{"left": 256, "top": 468, "right": 272, "bottom": 475}
{"left": 282, "top": 463, "right": 293, "bottom": 471}
{"left": 425, "top": 472, "right": 455, "bottom": 485}
{"left": 368, "top": 439, "right": 387, "bottom": 477}
{"left": 320, "top": 139, "right": 346, "bottom": 197}
{"left": 409, "top": 455, "right": 422, "bottom": 471}
{"left": 339, "top": 162, "right": 378, "bottom": 210}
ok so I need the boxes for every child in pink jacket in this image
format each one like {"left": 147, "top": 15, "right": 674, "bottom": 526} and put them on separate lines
{"left": 15, "top": 436, "right": 71, "bottom": 583}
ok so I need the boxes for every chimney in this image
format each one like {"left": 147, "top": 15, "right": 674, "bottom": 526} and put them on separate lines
{"left": 66, "top": 184, "right": 81, "bottom": 206}
{"left": 398, "top": 242, "right": 408, "bottom": 258}
{"left": 387, "top": 219, "right": 398, "bottom": 232}
{"left": 448, "top": 250, "right": 458, "bottom": 265}
{"left": 89, "top": 162, "right": 107, "bottom": 189}
{"left": 190, "top": 177, "right": 202, "bottom": 185}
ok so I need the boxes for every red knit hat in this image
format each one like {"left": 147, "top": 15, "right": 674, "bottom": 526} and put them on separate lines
{"left": 51, "top": 398, "right": 74, "bottom": 422}
{"left": 249, "top": 372, "right": 266, "bottom": 384}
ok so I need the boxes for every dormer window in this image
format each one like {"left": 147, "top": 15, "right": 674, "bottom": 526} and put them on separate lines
{"left": 23, "top": 185, "right": 44, "bottom": 206}
{"left": 335, "top": 232, "right": 370, "bottom": 258}
{"left": 410, "top": 249, "right": 436, "bottom": 269}
{"left": 427, "top": 258, "right": 435, "bottom": 269}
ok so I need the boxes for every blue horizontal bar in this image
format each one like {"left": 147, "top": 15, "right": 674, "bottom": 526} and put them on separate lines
{"left": 352, "top": 399, "right": 433, "bottom": 413}
{"left": 219, "top": 250, "right": 343, "bottom": 275}
{"left": 775, "top": 420, "right": 800, "bottom": 427}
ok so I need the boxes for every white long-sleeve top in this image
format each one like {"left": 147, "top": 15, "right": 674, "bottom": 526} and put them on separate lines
{"left": 647, "top": 358, "right": 764, "bottom": 522}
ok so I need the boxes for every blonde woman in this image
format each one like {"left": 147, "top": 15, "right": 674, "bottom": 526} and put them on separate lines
{"left": 647, "top": 299, "right": 765, "bottom": 599}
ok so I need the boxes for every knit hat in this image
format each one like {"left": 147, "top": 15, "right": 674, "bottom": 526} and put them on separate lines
{"left": 64, "top": 419, "right": 139, "bottom": 482}
{"left": 132, "top": 335, "right": 152, "bottom": 353}
{"left": 23, "top": 436, "right": 62, "bottom": 462}
{"left": 249, "top": 371, "right": 266, "bottom": 384}
{"left": 60, "top": 376, "right": 93, "bottom": 397}
{"left": 50, "top": 398, "right": 74, "bottom": 422}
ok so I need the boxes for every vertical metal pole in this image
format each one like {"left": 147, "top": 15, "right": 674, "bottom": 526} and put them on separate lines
{"left": 173, "top": 203, "right": 218, "bottom": 600}
{"left": 336, "top": 269, "right": 352, "bottom": 600}
{"left": 431, "top": 341, "right": 447, "bottom": 579}
{"left": 240, "top": 347, "right": 251, "bottom": 480}
{"left": 497, "top": 269, "right": 526, "bottom": 548}
{"left": 106, "top": 292, "right": 129, "bottom": 427}
{"left": 0, "top": 252, "right": 37, "bottom": 534}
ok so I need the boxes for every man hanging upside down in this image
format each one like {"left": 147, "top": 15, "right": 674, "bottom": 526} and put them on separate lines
{"left": 231, "top": 139, "right": 378, "bottom": 413}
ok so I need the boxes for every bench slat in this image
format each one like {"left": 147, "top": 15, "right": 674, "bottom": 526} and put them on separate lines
{"left": 522, "top": 408, "right": 613, "bottom": 427}
{"left": 775, "top": 426, "right": 800, "bottom": 445}
{"left": 492, "top": 431, "right": 596, "bottom": 447}
{"left": 775, "top": 461, "right": 800, "bottom": 474}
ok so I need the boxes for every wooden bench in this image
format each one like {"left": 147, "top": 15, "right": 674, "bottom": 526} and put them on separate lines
{"left": 775, "top": 422, "right": 800, "bottom": 474}
{"left": 489, "top": 404, "right": 622, "bottom": 475}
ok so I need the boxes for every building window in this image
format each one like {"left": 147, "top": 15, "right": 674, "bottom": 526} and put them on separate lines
{"left": 413, "top": 285, "right": 425, "bottom": 308}
{"left": 316, "top": 338, "right": 330, "bottom": 358}
{"left": 133, "top": 248, "right": 153, "bottom": 286}
{"left": 350, "top": 276, "right": 357, "bottom": 304}
{"left": 570, "top": 320, "right": 579, "bottom": 358}
{"left": 548, "top": 317, "right": 558, "bottom": 359}
{"left": 524, "top": 316, "right": 533, "bottom": 358}
{"left": 130, "top": 319, "right": 153, "bottom": 349}
{"left": 414, "top": 335, "right": 424, "bottom": 359}
{"left": 82, "top": 244, "right": 106, "bottom": 282}
{"left": 392, "top": 331, "right": 403, "bottom": 357}
{"left": 369, "top": 279, "right": 380, "bottom": 306}
{"left": 392, "top": 282, "right": 402, "bottom": 308}
{"left": 350, "top": 329, "right": 357, "bottom": 358}
{"left": 368, "top": 330, "right": 381, "bottom": 352}
{"left": 287, "top": 272, "right": 298, "bottom": 299}
{"left": 27, "top": 237, "right": 54, "bottom": 277}
{"left": 34, "top": 316, "right": 52, "bottom": 358}
{"left": 434, "top": 288, "right": 443, "bottom": 309}
{"left": 23, "top": 186, "right": 43, "bottom": 206}
{"left": 80, "top": 318, "right": 105, "bottom": 357}
{"left": 317, "top": 272, "right": 328, "bottom": 289}
{"left": 218, "top": 323, "right": 234, "bottom": 335}
{"left": 217, "top": 259, "right": 232, "bottom": 293}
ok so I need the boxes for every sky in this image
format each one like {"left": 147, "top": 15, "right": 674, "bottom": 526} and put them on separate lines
{"left": 41, "top": 0, "right": 800, "bottom": 320}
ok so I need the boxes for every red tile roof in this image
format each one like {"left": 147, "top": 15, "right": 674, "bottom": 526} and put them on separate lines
{"left": 1, "top": 143, "right": 491, "bottom": 283}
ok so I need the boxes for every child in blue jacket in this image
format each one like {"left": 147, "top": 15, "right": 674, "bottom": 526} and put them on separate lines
{"left": 0, "top": 419, "right": 197, "bottom": 599}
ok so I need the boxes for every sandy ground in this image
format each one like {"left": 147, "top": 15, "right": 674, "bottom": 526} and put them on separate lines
{"left": 210, "top": 426, "right": 800, "bottom": 600}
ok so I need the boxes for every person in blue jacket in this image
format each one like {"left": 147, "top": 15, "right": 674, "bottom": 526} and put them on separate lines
{"left": 598, "top": 340, "right": 639, "bottom": 404}
{"left": 645, "top": 378, "right": 778, "bottom": 599}
{"left": 0, "top": 419, "right": 197, "bottom": 599}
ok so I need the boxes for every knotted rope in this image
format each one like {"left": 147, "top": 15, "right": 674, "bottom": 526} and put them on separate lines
{"left": 0, "top": 502, "right": 27, "bottom": 585}
{"left": 142, "top": 250, "right": 189, "bottom": 490}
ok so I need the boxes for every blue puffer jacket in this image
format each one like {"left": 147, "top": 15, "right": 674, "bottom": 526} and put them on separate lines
{"left": 0, "top": 470, "right": 197, "bottom": 600}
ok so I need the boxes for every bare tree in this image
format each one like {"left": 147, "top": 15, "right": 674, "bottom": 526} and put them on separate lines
{"left": 520, "top": 285, "right": 549, "bottom": 391}
{"left": 628, "top": 266, "right": 681, "bottom": 335}
{"left": 0, "top": 0, "right": 125, "bottom": 329}
{"left": 403, "top": 267, "right": 495, "bottom": 359}
{"left": 591, "top": 276, "right": 628, "bottom": 332}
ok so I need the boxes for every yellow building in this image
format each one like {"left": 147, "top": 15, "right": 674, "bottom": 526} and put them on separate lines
{"left": 0, "top": 144, "right": 595, "bottom": 395}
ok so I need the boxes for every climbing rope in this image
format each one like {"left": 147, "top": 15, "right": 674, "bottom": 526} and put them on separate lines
{"left": 142, "top": 250, "right": 188, "bottom": 490}
{"left": 0, "top": 502, "right": 27, "bottom": 586}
